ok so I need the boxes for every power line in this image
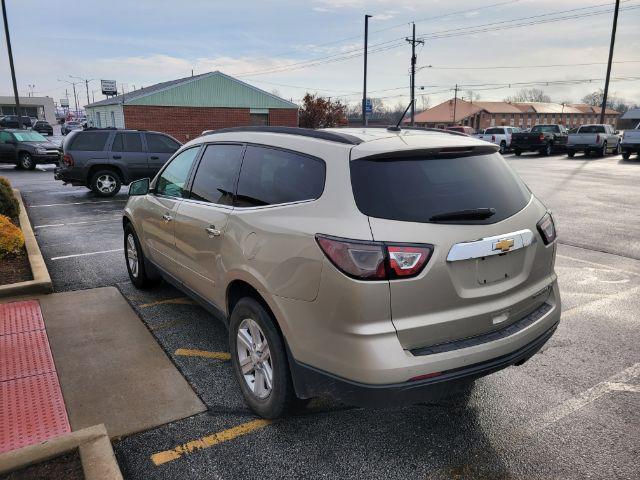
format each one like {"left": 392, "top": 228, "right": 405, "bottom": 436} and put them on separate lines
{"left": 422, "top": 59, "right": 640, "bottom": 71}
{"left": 229, "top": 1, "right": 639, "bottom": 78}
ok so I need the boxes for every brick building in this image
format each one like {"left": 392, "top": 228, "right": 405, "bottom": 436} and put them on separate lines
{"left": 410, "top": 99, "right": 620, "bottom": 131}
{"left": 84, "top": 71, "right": 298, "bottom": 142}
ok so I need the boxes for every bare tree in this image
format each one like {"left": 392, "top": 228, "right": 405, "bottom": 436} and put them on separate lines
{"left": 504, "top": 88, "right": 551, "bottom": 103}
{"left": 581, "top": 89, "right": 637, "bottom": 114}
{"left": 464, "top": 90, "right": 481, "bottom": 102}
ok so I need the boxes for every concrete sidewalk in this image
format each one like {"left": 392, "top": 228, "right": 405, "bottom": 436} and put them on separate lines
{"left": 0, "top": 287, "right": 205, "bottom": 451}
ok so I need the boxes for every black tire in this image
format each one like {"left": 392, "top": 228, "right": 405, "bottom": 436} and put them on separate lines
{"left": 18, "top": 152, "right": 36, "bottom": 170}
{"left": 622, "top": 151, "right": 631, "bottom": 160}
{"left": 600, "top": 141, "right": 607, "bottom": 157}
{"left": 124, "top": 224, "right": 159, "bottom": 289}
{"left": 514, "top": 149, "right": 522, "bottom": 156}
{"left": 567, "top": 150, "right": 575, "bottom": 158}
{"left": 90, "top": 169, "right": 121, "bottom": 197}
{"left": 499, "top": 141, "right": 506, "bottom": 154}
{"left": 615, "top": 142, "right": 621, "bottom": 155}
{"left": 229, "top": 297, "right": 297, "bottom": 418}
{"left": 540, "top": 143, "right": 552, "bottom": 156}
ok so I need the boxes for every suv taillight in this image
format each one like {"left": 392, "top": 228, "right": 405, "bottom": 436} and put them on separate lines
{"left": 539, "top": 134, "right": 545, "bottom": 141}
{"left": 62, "top": 153, "right": 74, "bottom": 167}
{"left": 491, "top": 135, "right": 496, "bottom": 142}
{"left": 316, "top": 234, "right": 433, "bottom": 280}
{"left": 537, "top": 212, "right": 557, "bottom": 245}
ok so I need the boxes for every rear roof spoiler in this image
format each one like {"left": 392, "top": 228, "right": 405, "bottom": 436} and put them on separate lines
{"left": 353, "top": 144, "right": 499, "bottom": 161}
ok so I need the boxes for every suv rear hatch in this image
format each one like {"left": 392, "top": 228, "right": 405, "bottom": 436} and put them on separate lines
{"left": 350, "top": 145, "right": 556, "bottom": 350}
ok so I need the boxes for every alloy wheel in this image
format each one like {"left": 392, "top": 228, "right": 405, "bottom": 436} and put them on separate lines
{"left": 236, "top": 318, "right": 273, "bottom": 399}
{"left": 20, "top": 154, "right": 34, "bottom": 169}
{"left": 126, "top": 234, "right": 138, "bottom": 278}
{"left": 96, "top": 174, "right": 117, "bottom": 194}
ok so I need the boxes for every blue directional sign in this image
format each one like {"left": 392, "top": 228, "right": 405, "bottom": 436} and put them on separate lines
{"left": 365, "top": 98, "right": 373, "bottom": 114}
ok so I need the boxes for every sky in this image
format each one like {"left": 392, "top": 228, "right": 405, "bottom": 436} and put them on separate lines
{"left": 1, "top": 0, "right": 639, "bottom": 111}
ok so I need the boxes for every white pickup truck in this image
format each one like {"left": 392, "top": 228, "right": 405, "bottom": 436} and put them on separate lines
{"left": 476, "top": 126, "right": 520, "bottom": 154}
{"left": 621, "top": 122, "right": 640, "bottom": 160}
{"left": 566, "top": 124, "right": 621, "bottom": 157}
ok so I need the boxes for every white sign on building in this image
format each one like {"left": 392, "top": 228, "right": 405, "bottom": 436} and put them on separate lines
{"left": 101, "top": 80, "right": 117, "bottom": 96}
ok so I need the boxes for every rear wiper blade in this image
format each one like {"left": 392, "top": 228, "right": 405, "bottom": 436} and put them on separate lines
{"left": 429, "top": 208, "right": 496, "bottom": 222}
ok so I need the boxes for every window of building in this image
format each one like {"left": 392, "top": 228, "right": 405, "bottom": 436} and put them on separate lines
{"left": 189, "top": 144, "right": 245, "bottom": 205}
{"left": 112, "top": 132, "right": 143, "bottom": 152}
{"left": 235, "top": 146, "right": 325, "bottom": 207}
{"left": 250, "top": 113, "right": 269, "bottom": 126}
{"left": 155, "top": 147, "right": 200, "bottom": 198}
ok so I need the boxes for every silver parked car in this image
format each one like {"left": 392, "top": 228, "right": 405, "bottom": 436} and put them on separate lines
{"left": 123, "top": 126, "right": 561, "bottom": 418}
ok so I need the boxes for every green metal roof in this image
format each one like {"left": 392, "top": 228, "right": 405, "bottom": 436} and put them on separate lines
{"left": 120, "top": 71, "right": 297, "bottom": 109}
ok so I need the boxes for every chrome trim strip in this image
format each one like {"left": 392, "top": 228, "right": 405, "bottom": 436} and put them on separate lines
{"left": 446, "top": 229, "right": 535, "bottom": 262}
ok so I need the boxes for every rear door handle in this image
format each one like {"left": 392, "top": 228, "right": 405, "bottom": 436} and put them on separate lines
{"left": 150, "top": 156, "right": 159, "bottom": 160}
{"left": 205, "top": 226, "right": 221, "bottom": 237}
{"left": 162, "top": 213, "right": 173, "bottom": 222}
{"left": 112, "top": 155, "right": 122, "bottom": 159}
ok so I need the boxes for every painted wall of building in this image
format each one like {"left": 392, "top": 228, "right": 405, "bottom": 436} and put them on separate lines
{"left": 0, "top": 96, "right": 56, "bottom": 122}
{"left": 123, "top": 105, "right": 298, "bottom": 142}
{"left": 85, "top": 104, "right": 125, "bottom": 128}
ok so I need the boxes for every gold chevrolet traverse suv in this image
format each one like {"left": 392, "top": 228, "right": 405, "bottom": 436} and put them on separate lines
{"left": 123, "top": 126, "right": 561, "bottom": 418}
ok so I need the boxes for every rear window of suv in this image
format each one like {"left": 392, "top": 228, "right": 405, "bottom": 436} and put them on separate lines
{"left": 350, "top": 153, "right": 531, "bottom": 224}
{"left": 578, "top": 125, "right": 605, "bottom": 133}
{"left": 69, "top": 131, "right": 110, "bottom": 151}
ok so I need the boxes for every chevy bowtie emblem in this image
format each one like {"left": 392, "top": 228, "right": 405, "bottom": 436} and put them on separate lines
{"left": 494, "top": 238, "right": 515, "bottom": 252}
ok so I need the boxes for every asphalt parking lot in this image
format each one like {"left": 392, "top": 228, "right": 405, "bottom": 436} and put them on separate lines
{"left": 2, "top": 149, "right": 639, "bottom": 479}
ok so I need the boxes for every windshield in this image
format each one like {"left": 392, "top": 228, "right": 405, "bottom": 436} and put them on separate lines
{"left": 350, "top": 153, "right": 531, "bottom": 224}
{"left": 531, "top": 125, "right": 560, "bottom": 133}
{"left": 13, "top": 132, "right": 48, "bottom": 142}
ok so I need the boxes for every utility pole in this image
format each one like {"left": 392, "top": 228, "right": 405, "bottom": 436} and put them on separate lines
{"left": 69, "top": 75, "right": 93, "bottom": 108}
{"left": 453, "top": 84, "right": 459, "bottom": 124}
{"left": 2, "top": 0, "right": 23, "bottom": 128}
{"left": 601, "top": 0, "right": 620, "bottom": 124}
{"left": 406, "top": 22, "right": 424, "bottom": 126}
{"left": 362, "top": 14, "right": 372, "bottom": 126}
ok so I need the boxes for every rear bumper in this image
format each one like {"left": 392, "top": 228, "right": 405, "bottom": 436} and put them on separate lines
{"left": 288, "top": 318, "right": 558, "bottom": 407}
{"left": 54, "top": 167, "right": 84, "bottom": 185}
{"left": 567, "top": 144, "right": 599, "bottom": 151}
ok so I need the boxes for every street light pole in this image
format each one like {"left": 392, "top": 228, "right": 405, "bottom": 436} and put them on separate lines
{"left": 1, "top": 0, "right": 23, "bottom": 128}
{"left": 600, "top": 0, "right": 620, "bottom": 124}
{"left": 362, "top": 14, "right": 372, "bottom": 127}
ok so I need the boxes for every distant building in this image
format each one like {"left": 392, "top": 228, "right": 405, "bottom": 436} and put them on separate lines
{"left": 84, "top": 71, "right": 299, "bottom": 142}
{"left": 0, "top": 96, "right": 56, "bottom": 122}
{"left": 408, "top": 99, "right": 620, "bottom": 130}
{"left": 618, "top": 108, "right": 640, "bottom": 130}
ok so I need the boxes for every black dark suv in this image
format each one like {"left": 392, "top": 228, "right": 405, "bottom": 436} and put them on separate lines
{"left": 54, "top": 129, "right": 181, "bottom": 196}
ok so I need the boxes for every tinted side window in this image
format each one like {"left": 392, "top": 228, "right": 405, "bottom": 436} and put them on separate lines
{"left": 112, "top": 132, "right": 143, "bottom": 152}
{"left": 70, "top": 132, "right": 109, "bottom": 151}
{"left": 236, "top": 146, "right": 325, "bottom": 207}
{"left": 190, "top": 144, "right": 244, "bottom": 205}
{"left": 155, "top": 147, "right": 200, "bottom": 198}
{"left": 146, "top": 133, "right": 180, "bottom": 153}
{"left": 0, "top": 132, "right": 11, "bottom": 143}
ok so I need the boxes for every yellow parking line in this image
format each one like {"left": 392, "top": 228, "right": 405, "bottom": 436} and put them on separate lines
{"left": 175, "top": 348, "right": 231, "bottom": 360}
{"left": 138, "top": 297, "right": 196, "bottom": 308}
{"left": 151, "top": 419, "right": 273, "bottom": 465}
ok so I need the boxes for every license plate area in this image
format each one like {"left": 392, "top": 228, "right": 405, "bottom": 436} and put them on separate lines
{"left": 476, "top": 250, "right": 524, "bottom": 285}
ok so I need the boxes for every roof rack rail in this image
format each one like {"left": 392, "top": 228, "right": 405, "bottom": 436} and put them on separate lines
{"left": 201, "top": 126, "right": 363, "bottom": 145}
{"left": 400, "top": 126, "right": 470, "bottom": 137}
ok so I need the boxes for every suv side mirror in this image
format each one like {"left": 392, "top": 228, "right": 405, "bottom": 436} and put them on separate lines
{"left": 129, "top": 178, "right": 150, "bottom": 196}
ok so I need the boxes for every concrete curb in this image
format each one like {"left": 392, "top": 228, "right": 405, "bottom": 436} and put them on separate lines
{"left": 0, "top": 189, "right": 52, "bottom": 298}
{"left": 0, "top": 424, "right": 123, "bottom": 480}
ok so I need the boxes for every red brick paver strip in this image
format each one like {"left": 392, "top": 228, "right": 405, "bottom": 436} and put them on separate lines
{"left": 0, "top": 300, "right": 70, "bottom": 454}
